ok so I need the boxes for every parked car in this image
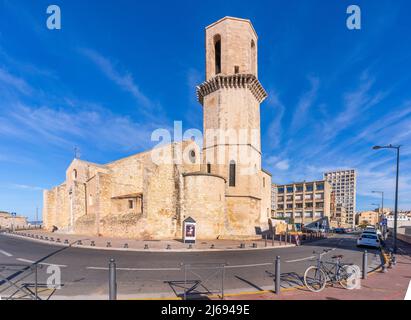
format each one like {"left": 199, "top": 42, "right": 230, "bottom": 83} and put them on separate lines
{"left": 334, "top": 228, "right": 346, "bottom": 234}
{"left": 357, "top": 233, "right": 381, "bottom": 248}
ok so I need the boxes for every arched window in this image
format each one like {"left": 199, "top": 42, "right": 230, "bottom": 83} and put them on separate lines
{"left": 214, "top": 35, "right": 221, "bottom": 75}
{"left": 189, "top": 150, "right": 196, "bottom": 164}
{"left": 229, "top": 161, "right": 236, "bottom": 187}
{"left": 72, "top": 169, "right": 77, "bottom": 180}
{"left": 207, "top": 163, "right": 211, "bottom": 174}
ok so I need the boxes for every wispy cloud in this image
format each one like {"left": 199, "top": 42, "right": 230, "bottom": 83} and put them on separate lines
{"left": 290, "top": 76, "right": 319, "bottom": 131}
{"left": 11, "top": 184, "right": 44, "bottom": 191}
{"left": 79, "top": 48, "right": 162, "bottom": 116}
{"left": 0, "top": 102, "right": 158, "bottom": 153}
{"left": 0, "top": 67, "right": 33, "bottom": 95}
{"left": 265, "top": 90, "right": 285, "bottom": 150}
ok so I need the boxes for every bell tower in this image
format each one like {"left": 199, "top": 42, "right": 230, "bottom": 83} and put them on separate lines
{"left": 196, "top": 17, "right": 268, "bottom": 237}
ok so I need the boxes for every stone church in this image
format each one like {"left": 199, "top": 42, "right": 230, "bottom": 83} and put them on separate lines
{"left": 43, "top": 17, "right": 272, "bottom": 240}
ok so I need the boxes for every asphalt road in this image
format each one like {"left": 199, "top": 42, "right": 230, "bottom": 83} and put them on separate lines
{"left": 0, "top": 233, "right": 381, "bottom": 299}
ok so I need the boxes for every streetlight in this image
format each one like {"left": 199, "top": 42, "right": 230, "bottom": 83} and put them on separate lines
{"left": 372, "top": 144, "right": 401, "bottom": 253}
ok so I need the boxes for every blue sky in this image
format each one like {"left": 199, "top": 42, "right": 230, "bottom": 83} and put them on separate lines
{"left": 0, "top": 0, "right": 410, "bottom": 220}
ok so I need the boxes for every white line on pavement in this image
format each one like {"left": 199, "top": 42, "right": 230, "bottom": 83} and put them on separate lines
{"left": 87, "top": 262, "right": 274, "bottom": 271}
{"left": 285, "top": 256, "right": 315, "bottom": 263}
{"left": 225, "top": 262, "right": 273, "bottom": 269}
{"left": 0, "top": 249, "right": 13, "bottom": 257}
{"left": 405, "top": 280, "right": 411, "bottom": 300}
{"left": 87, "top": 267, "right": 181, "bottom": 271}
{"left": 16, "top": 258, "right": 67, "bottom": 268}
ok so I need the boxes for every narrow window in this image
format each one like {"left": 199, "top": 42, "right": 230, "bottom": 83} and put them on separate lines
{"left": 263, "top": 177, "right": 266, "bottom": 188}
{"left": 72, "top": 169, "right": 77, "bottom": 180}
{"left": 128, "top": 200, "right": 134, "bottom": 209}
{"left": 234, "top": 66, "right": 239, "bottom": 74}
{"left": 207, "top": 163, "right": 211, "bottom": 174}
{"left": 214, "top": 35, "right": 221, "bottom": 74}
{"left": 251, "top": 40, "right": 256, "bottom": 74}
{"left": 229, "top": 161, "right": 236, "bottom": 187}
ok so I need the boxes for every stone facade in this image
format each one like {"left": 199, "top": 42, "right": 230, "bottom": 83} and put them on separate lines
{"left": 0, "top": 211, "right": 28, "bottom": 230}
{"left": 43, "top": 17, "right": 272, "bottom": 240}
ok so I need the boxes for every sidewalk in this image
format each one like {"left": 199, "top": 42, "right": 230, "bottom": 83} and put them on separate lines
{"left": 5, "top": 229, "right": 296, "bottom": 252}
{"left": 219, "top": 241, "right": 411, "bottom": 300}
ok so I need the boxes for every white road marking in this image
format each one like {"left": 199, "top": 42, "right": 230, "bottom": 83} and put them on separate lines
{"left": 87, "top": 267, "right": 181, "bottom": 271}
{"left": 405, "top": 280, "right": 411, "bottom": 300}
{"left": 285, "top": 256, "right": 315, "bottom": 263}
{"left": 0, "top": 249, "right": 13, "bottom": 257}
{"left": 285, "top": 248, "right": 336, "bottom": 263}
{"left": 16, "top": 258, "right": 67, "bottom": 268}
{"left": 87, "top": 262, "right": 274, "bottom": 271}
{"left": 225, "top": 262, "right": 273, "bottom": 269}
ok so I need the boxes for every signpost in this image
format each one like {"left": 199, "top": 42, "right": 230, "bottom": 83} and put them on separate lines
{"left": 183, "top": 217, "right": 196, "bottom": 244}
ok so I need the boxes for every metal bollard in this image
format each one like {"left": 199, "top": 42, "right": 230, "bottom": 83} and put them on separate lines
{"left": 275, "top": 256, "right": 281, "bottom": 295}
{"left": 264, "top": 234, "right": 267, "bottom": 247}
{"left": 271, "top": 233, "right": 274, "bottom": 246}
{"left": 109, "top": 259, "right": 117, "bottom": 300}
{"left": 279, "top": 234, "right": 282, "bottom": 246}
{"left": 362, "top": 250, "right": 368, "bottom": 279}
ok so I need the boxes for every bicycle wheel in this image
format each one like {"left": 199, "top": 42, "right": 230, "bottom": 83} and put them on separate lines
{"left": 304, "top": 266, "right": 327, "bottom": 292}
{"left": 338, "top": 265, "right": 360, "bottom": 290}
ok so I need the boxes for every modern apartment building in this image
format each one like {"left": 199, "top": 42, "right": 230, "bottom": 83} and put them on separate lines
{"left": 271, "top": 183, "right": 277, "bottom": 215}
{"left": 324, "top": 170, "right": 356, "bottom": 227}
{"left": 273, "top": 180, "right": 331, "bottom": 226}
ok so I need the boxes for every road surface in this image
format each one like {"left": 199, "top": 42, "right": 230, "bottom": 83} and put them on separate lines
{"left": 0, "top": 233, "right": 381, "bottom": 299}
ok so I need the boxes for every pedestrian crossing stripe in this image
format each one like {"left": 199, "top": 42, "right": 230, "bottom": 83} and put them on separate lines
{"left": 405, "top": 280, "right": 411, "bottom": 300}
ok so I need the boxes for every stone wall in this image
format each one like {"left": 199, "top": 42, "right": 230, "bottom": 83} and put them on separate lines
{"left": 224, "top": 196, "right": 261, "bottom": 240}
{"left": 182, "top": 173, "right": 226, "bottom": 239}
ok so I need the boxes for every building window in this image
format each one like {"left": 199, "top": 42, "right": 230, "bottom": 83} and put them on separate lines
{"left": 286, "top": 186, "right": 293, "bottom": 193}
{"left": 89, "top": 194, "right": 93, "bottom": 206}
{"left": 278, "top": 187, "right": 284, "bottom": 193}
{"left": 189, "top": 150, "right": 196, "bottom": 163}
{"left": 234, "top": 66, "right": 240, "bottom": 74}
{"left": 251, "top": 40, "right": 256, "bottom": 74}
{"left": 316, "top": 183, "right": 324, "bottom": 191}
{"left": 128, "top": 200, "right": 134, "bottom": 209}
{"left": 72, "top": 169, "right": 77, "bottom": 180}
{"left": 263, "top": 177, "right": 266, "bottom": 188}
{"left": 214, "top": 35, "right": 221, "bottom": 75}
{"left": 207, "top": 163, "right": 211, "bottom": 174}
{"left": 229, "top": 161, "right": 236, "bottom": 187}
{"left": 306, "top": 184, "right": 314, "bottom": 192}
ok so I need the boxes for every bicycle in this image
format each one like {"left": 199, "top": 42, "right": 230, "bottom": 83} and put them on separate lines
{"left": 303, "top": 249, "right": 360, "bottom": 292}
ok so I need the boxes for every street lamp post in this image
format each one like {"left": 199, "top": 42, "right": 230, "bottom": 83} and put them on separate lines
{"left": 373, "top": 145, "right": 401, "bottom": 253}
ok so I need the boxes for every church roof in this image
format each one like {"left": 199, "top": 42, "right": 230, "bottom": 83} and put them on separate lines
{"left": 205, "top": 16, "right": 258, "bottom": 39}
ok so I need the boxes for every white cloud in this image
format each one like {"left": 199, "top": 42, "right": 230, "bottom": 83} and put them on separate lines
{"left": 275, "top": 160, "right": 290, "bottom": 171}
{"left": 79, "top": 48, "right": 161, "bottom": 116}
{"left": 290, "top": 76, "right": 319, "bottom": 131}
{"left": 0, "top": 67, "right": 33, "bottom": 95}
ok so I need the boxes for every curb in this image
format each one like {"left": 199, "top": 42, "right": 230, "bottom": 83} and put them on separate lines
{"left": 3, "top": 232, "right": 296, "bottom": 253}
